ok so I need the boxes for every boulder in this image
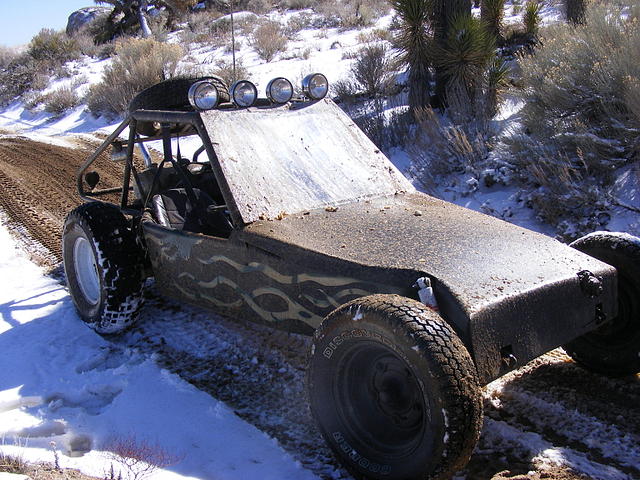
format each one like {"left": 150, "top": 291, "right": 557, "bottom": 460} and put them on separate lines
{"left": 66, "top": 6, "right": 111, "bottom": 36}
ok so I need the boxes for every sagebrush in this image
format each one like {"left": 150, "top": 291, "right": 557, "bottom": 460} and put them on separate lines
{"left": 250, "top": 20, "right": 288, "bottom": 62}
{"left": 87, "top": 37, "right": 183, "bottom": 116}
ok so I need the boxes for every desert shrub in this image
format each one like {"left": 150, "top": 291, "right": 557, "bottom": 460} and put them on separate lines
{"left": 211, "top": 59, "right": 251, "bottom": 85}
{"left": 408, "top": 106, "right": 489, "bottom": 192}
{"left": 503, "top": 134, "right": 610, "bottom": 238}
{"left": 318, "top": 0, "right": 389, "bottom": 29}
{"left": 0, "top": 54, "right": 38, "bottom": 105}
{"left": 0, "top": 449, "right": 28, "bottom": 474}
{"left": 517, "top": 2, "right": 639, "bottom": 174}
{"left": 103, "top": 434, "right": 181, "bottom": 480}
{"left": 87, "top": 37, "right": 184, "bottom": 116}
{"left": 28, "top": 29, "right": 81, "bottom": 68}
{"left": 250, "top": 20, "right": 288, "bottom": 62}
{"left": 245, "top": 0, "right": 271, "bottom": 13}
{"left": 523, "top": 0, "right": 542, "bottom": 37}
{"left": 285, "top": 11, "right": 315, "bottom": 35}
{"left": 350, "top": 43, "right": 393, "bottom": 96}
{"left": 285, "top": 0, "right": 318, "bottom": 9}
{"left": 43, "top": 86, "right": 80, "bottom": 115}
{"left": 0, "top": 46, "right": 18, "bottom": 69}
{"left": 332, "top": 78, "right": 359, "bottom": 102}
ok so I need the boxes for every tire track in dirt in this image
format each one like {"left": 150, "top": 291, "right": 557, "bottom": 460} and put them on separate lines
{"left": 0, "top": 135, "right": 127, "bottom": 263}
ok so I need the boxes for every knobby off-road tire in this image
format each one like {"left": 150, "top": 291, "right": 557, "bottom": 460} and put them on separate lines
{"left": 564, "top": 232, "right": 640, "bottom": 376}
{"left": 62, "top": 202, "right": 145, "bottom": 334}
{"left": 308, "top": 295, "right": 483, "bottom": 480}
{"left": 129, "top": 76, "right": 230, "bottom": 136}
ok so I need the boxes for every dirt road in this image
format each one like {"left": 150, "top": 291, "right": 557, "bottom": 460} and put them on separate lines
{"left": 0, "top": 134, "right": 123, "bottom": 264}
{"left": 0, "top": 133, "right": 638, "bottom": 480}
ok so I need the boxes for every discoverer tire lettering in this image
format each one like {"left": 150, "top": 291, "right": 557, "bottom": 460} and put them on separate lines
{"left": 308, "top": 294, "right": 483, "bottom": 480}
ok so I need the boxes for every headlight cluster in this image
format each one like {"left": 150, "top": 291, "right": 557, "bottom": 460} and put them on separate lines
{"left": 188, "top": 73, "right": 329, "bottom": 110}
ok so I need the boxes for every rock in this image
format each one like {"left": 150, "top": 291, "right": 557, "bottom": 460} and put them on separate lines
{"left": 66, "top": 6, "right": 110, "bottom": 37}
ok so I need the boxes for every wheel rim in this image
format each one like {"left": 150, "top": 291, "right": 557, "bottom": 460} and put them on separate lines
{"left": 73, "top": 236, "right": 100, "bottom": 305}
{"left": 333, "top": 341, "right": 426, "bottom": 459}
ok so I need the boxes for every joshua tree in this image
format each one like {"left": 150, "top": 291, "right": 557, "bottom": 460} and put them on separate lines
{"left": 432, "top": 0, "right": 472, "bottom": 106}
{"left": 565, "top": 0, "right": 587, "bottom": 25}
{"left": 389, "top": 0, "right": 434, "bottom": 114}
{"left": 481, "top": 0, "right": 505, "bottom": 42}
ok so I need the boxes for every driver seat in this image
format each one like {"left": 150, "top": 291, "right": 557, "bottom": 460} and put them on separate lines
{"left": 152, "top": 188, "right": 232, "bottom": 238}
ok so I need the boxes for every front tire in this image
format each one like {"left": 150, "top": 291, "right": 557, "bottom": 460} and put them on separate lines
{"left": 308, "top": 295, "right": 482, "bottom": 480}
{"left": 62, "top": 202, "right": 145, "bottom": 334}
{"left": 564, "top": 232, "right": 640, "bottom": 376}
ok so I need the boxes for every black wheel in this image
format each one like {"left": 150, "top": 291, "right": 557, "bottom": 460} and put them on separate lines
{"left": 564, "top": 232, "right": 640, "bottom": 376}
{"left": 308, "top": 294, "right": 482, "bottom": 480}
{"left": 62, "top": 202, "right": 146, "bottom": 334}
{"left": 129, "top": 76, "right": 230, "bottom": 136}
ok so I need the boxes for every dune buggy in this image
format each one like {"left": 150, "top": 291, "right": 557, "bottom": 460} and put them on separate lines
{"left": 62, "top": 74, "right": 640, "bottom": 480}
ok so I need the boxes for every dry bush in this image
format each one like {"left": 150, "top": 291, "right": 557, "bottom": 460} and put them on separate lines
{"left": 28, "top": 28, "right": 81, "bottom": 68}
{"left": 43, "top": 86, "right": 80, "bottom": 115}
{"left": 212, "top": 59, "right": 251, "bottom": 85}
{"left": 517, "top": 2, "right": 639, "bottom": 174}
{"left": 0, "top": 46, "right": 18, "bottom": 69}
{"left": 250, "top": 20, "right": 288, "bottom": 62}
{"left": 285, "top": 11, "right": 315, "bottom": 35}
{"left": 103, "top": 434, "right": 182, "bottom": 480}
{"left": 318, "top": 0, "right": 389, "bottom": 29}
{"left": 0, "top": 55, "right": 38, "bottom": 105}
{"left": 350, "top": 43, "right": 393, "bottom": 96}
{"left": 409, "top": 107, "right": 487, "bottom": 179}
{"left": 0, "top": 449, "right": 28, "bottom": 474}
{"left": 87, "top": 37, "right": 184, "bottom": 116}
{"left": 503, "top": 134, "right": 609, "bottom": 238}
{"left": 285, "top": 0, "right": 318, "bottom": 9}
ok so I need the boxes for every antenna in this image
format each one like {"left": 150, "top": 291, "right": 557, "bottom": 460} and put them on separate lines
{"left": 230, "top": 0, "right": 236, "bottom": 81}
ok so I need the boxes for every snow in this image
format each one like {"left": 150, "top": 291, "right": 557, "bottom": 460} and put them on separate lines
{"left": 0, "top": 216, "right": 318, "bottom": 480}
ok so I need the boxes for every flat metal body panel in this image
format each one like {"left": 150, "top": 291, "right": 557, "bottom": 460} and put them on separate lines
{"left": 200, "top": 99, "right": 415, "bottom": 224}
{"left": 141, "top": 221, "right": 408, "bottom": 335}
{"left": 240, "top": 192, "right": 618, "bottom": 383}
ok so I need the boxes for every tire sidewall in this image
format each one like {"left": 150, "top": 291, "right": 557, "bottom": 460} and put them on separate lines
{"left": 309, "top": 304, "right": 449, "bottom": 479}
{"left": 62, "top": 217, "right": 106, "bottom": 324}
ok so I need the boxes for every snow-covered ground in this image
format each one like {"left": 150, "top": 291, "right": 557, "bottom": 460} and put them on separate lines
{"left": 0, "top": 213, "right": 318, "bottom": 480}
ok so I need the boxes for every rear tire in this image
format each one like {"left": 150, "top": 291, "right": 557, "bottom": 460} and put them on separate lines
{"left": 62, "top": 202, "right": 145, "bottom": 334}
{"left": 129, "top": 76, "right": 230, "bottom": 136}
{"left": 564, "top": 232, "right": 640, "bottom": 376}
{"left": 308, "top": 294, "right": 482, "bottom": 480}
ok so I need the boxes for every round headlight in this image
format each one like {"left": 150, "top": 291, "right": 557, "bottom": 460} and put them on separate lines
{"left": 266, "top": 77, "right": 294, "bottom": 104}
{"left": 188, "top": 81, "right": 220, "bottom": 111}
{"left": 302, "top": 73, "right": 329, "bottom": 100}
{"left": 231, "top": 80, "right": 258, "bottom": 107}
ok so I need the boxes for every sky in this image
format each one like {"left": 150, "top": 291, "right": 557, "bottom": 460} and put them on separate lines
{"left": 0, "top": 1, "right": 97, "bottom": 48}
